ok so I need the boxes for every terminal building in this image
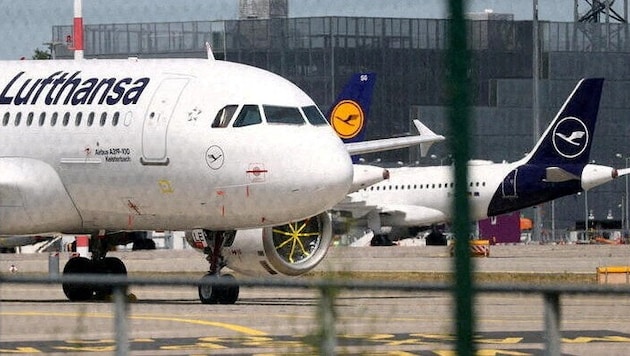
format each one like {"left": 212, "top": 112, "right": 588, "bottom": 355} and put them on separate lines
{"left": 48, "top": 0, "right": 630, "bottom": 240}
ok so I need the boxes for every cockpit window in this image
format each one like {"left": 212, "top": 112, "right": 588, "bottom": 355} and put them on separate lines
{"left": 302, "top": 105, "right": 329, "bottom": 126}
{"left": 232, "top": 105, "right": 262, "bottom": 127}
{"left": 212, "top": 105, "right": 238, "bottom": 128}
{"left": 263, "top": 105, "right": 305, "bottom": 125}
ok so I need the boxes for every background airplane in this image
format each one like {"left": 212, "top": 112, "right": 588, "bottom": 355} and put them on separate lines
{"left": 0, "top": 59, "right": 442, "bottom": 304}
{"left": 335, "top": 78, "right": 630, "bottom": 243}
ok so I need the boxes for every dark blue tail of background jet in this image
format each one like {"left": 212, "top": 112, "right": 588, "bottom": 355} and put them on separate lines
{"left": 488, "top": 78, "right": 609, "bottom": 217}
{"left": 327, "top": 73, "right": 376, "bottom": 148}
{"left": 524, "top": 78, "right": 604, "bottom": 167}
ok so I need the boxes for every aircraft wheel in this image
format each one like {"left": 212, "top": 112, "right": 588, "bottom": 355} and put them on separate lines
{"left": 216, "top": 274, "right": 239, "bottom": 305}
{"left": 198, "top": 273, "right": 219, "bottom": 304}
{"left": 94, "top": 257, "right": 128, "bottom": 300}
{"left": 62, "top": 257, "right": 95, "bottom": 301}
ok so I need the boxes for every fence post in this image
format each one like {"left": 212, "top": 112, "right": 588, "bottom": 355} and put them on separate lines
{"left": 317, "top": 285, "right": 337, "bottom": 355}
{"left": 48, "top": 252, "right": 59, "bottom": 276}
{"left": 544, "top": 292, "right": 561, "bottom": 356}
{"left": 114, "top": 286, "right": 129, "bottom": 356}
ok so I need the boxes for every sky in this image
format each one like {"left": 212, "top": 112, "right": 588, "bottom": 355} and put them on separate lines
{"left": 0, "top": 0, "right": 580, "bottom": 60}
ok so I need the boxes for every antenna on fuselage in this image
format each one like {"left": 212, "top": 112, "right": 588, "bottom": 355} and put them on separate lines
{"left": 205, "top": 42, "right": 215, "bottom": 61}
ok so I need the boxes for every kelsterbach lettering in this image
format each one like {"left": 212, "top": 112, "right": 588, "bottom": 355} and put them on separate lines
{"left": 0, "top": 71, "right": 150, "bottom": 106}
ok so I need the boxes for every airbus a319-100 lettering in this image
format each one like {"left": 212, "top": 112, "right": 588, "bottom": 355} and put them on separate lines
{"left": 0, "top": 57, "right": 443, "bottom": 304}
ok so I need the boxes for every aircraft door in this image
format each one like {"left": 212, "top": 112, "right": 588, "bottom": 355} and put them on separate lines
{"left": 501, "top": 168, "right": 518, "bottom": 198}
{"left": 140, "top": 78, "right": 190, "bottom": 165}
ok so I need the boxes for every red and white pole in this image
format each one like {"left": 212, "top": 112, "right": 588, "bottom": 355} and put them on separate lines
{"left": 73, "top": 0, "right": 84, "bottom": 60}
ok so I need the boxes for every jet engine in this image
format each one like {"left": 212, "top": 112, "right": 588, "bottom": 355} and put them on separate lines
{"left": 185, "top": 212, "right": 333, "bottom": 277}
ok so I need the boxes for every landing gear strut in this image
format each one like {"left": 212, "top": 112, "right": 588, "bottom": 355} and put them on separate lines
{"left": 61, "top": 233, "right": 128, "bottom": 301}
{"left": 197, "top": 230, "right": 239, "bottom": 304}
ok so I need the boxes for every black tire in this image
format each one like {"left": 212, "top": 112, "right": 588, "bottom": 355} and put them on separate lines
{"left": 198, "top": 273, "right": 219, "bottom": 304}
{"left": 216, "top": 274, "right": 239, "bottom": 305}
{"left": 94, "top": 257, "right": 128, "bottom": 300}
{"left": 62, "top": 257, "right": 95, "bottom": 301}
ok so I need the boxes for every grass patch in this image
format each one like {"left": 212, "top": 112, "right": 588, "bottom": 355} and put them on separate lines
{"left": 303, "top": 271, "right": 597, "bottom": 285}
{"left": 7, "top": 271, "right": 597, "bottom": 285}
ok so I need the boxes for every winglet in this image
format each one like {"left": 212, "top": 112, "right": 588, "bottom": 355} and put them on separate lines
{"left": 205, "top": 42, "right": 215, "bottom": 61}
{"left": 413, "top": 119, "right": 439, "bottom": 157}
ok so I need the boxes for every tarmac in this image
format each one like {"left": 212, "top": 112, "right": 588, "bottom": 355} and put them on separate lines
{"left": 3, "top": 243, "right": 629, "bottom": 275}
{"left": 1, "top": 244, "right": 630, "bottom": 355}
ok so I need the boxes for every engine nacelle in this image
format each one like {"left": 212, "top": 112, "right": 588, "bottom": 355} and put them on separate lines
{"left": 185, "top": 212, "right": 333, "bottom": 277}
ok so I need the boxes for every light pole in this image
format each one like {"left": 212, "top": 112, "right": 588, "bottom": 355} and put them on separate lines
{"left": 615, "top": 153, "right": 629, "bottom": 233}
{"left": 585, "top": 190, "right": 589, "bottom": 240}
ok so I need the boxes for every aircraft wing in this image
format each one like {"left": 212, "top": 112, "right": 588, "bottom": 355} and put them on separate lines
{"left": 345, "top": 119, "right": 444, "bottom": 156}
{"left": 335, "top": 198, "right": 448, "bottom": 227}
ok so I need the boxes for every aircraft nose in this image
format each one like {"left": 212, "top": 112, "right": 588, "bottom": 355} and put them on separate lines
{"left": 309, "top": 134, "right": 354, "bottom": 206}
{"left": 275, "top": 129, "right": 353, "bottom": 219}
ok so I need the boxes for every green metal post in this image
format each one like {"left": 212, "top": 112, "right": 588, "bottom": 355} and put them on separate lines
{"left": 447, "top": 0, "right": 475, "bottom": 355}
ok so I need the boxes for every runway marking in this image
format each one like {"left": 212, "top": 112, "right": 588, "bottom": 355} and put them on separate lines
{"left": 0, "top": 311, "right": 267, "bottom": 336}
{"left": 2, "top": 331, "right": 630, "bottom": 354}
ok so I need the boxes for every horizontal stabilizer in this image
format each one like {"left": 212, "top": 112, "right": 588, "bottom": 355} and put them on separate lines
{"left": 544, "top": 167, "right": 580, "bottom": 182}
{"left": 205, "top": 42, "right": 215, "bottom": 61}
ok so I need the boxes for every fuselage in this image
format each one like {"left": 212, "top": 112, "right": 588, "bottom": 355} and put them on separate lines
{"left": 0, "top": 58, "right": 353, "bottom": 234}
{"left": 352, "top": 162, "right": 514, "bottom": 225}
{"left": 349, "top": 159, "right": 615, "bottom": 227}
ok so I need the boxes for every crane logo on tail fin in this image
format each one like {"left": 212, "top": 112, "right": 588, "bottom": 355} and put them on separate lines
{"left": 552, "top": 116, "right": 589, "bottom": 159}
{"left": 330, "top": 100, "right": 364, "bottom": 139}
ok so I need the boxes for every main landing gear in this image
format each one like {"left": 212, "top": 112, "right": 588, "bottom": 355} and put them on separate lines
{"left": 197, "top": 230, "right": 239, "bottom": 304}
{"left": 62, "top": 234, "right": 128, "bottom": 301}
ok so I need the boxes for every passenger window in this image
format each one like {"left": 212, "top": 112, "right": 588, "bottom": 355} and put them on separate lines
{"left": 51, "top": 112, "right": 58, "bottom": 126}
{"left": 87, "top": 112, "right": 95, "bottom": 126}
{"left": 75, "top": 112, "right": 82, "bottom": 126}
{"left": 264, "top": 105, "right": 305, "bottom": 125}
{"left": 62, "top": 112, "right": 70, "bottom": 126}
{"left": 112, "top": 112, "right": 120, "bottom": 126}
{"left": 26, "top": 112, "right": 34, "bottom": 126}
{"left": 233, "top": 105, "right": 262, "bottom": 127}
{"left": 14, "top": 112, "right": 21, "bottom": 126}
{"left": 38, "top": 112, "right": 46, "bottom": 126}
{"left": 99, "top": 112, "right": 107, "bottom": 126}
{"left": 212, "top": 105, "right": 238, "bottom": 128}
{"left": 2, "top": 112, "right": 9, "bottom": 126}
{"left": 302, "top": 105, "right": 329, "bottom": 126}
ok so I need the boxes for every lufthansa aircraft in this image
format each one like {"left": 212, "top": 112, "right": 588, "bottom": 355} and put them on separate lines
{"left": 184, "top": 71, "right": 442, "bottom": 303}
{"left": 0, "top": 57, "right": 443, "bottom": 303}
{"left": 336, "top": 78, "right": 630, "bottom": 240}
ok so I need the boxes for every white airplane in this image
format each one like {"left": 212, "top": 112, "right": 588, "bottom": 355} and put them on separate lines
{"left": 185, "top": 71, "right": 442, "bottom": 303}
{"left": 336, "top": 78, "right": 630, "bottom": 242}
{"left": 0, "top": 58, "right": 443, "bottom": 303}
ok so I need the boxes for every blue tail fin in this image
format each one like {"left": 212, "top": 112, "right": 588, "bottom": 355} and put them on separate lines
{"left": 524, "top": 78, "right": 604, "bottom": 166}
{"left": 327, "top": 72, "right": 376, "bottom": 145}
